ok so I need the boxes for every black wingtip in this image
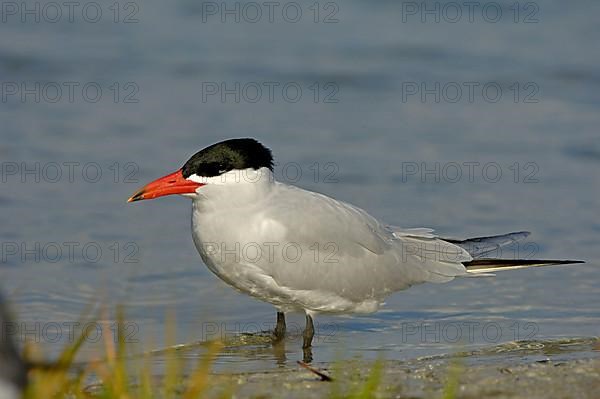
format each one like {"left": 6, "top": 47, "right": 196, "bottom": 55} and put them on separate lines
{"left": 464, "top": 259, "right": 586, "bottom": 270}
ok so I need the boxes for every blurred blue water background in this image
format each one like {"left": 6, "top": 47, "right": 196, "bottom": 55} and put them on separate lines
{"left": 0, "top": 0, "right": 598, "bottom": 369}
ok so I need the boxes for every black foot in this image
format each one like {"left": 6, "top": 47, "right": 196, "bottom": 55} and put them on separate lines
{"left": 272, "top": 311, "right": 286, "bottom": 342}
{"left": 302, "top": 346, "right": 313, "bottom": 363}
{"left": 302, "top": 314, "right": 314, "bottom": 349}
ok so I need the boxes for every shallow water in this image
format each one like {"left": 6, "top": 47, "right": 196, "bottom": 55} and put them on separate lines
{"left": 1, "top": 0, "right": 599, "bottom": 371}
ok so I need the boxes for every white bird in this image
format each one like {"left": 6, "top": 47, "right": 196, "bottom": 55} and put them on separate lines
{"left": 128, "top": 138, "right": 582, "bottom": 360}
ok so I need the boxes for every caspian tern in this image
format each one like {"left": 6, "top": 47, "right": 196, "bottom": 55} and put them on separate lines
{"left": 128, "top": 138, "right": 583, "bottom": 360}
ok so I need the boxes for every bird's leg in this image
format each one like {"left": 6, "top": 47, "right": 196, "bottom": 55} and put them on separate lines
{"left": 303, "top": 346, "right": 313, "bottom": 363}
{"left": 302, "top": 314, "right": 314, "bottom": 363}
{"left": 302, "top": 314, "right": 314, "bottom": 349}
{"left": 272, "top": 311, "right": 286, "bottom": 342}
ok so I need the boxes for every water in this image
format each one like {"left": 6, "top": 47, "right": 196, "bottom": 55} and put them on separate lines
{"left": 1, "top": 0, "right": 599, "bottom": 371}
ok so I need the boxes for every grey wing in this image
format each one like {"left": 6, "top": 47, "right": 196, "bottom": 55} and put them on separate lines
{"left": 441, "top": 231, "right": 531, "bottom": 258}
{"left": 265, "top": 184, "right": 393, "bottom": 254}
{"left": 254, "top": 186, "right": 470, "bottom": 303}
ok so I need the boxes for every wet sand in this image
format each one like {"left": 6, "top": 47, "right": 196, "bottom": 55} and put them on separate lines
{"left": 199, "top": 337, "right": 599, "bottom": 398}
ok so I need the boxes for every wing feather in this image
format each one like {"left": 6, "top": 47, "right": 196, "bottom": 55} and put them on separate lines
{"left": 251, "top": 185, "right": 470, "bottom": 304}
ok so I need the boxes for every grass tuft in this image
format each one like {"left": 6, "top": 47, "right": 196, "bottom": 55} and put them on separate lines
{"left": 21, "top": 307, "right": 225, "bottom": 398}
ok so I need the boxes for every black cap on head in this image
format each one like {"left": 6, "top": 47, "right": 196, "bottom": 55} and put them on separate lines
{"left": 182, "top": 138, "right": 273, "bottom": 178}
